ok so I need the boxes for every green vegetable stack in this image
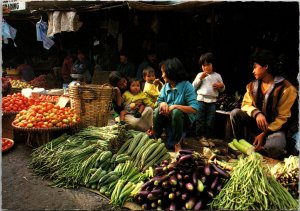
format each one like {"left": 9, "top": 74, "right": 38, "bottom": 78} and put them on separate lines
{"left": 209, "top": 153, "right": 298, "bottom": 210}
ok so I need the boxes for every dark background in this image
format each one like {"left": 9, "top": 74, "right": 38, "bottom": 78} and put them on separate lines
{"left": 2, "top": 1, "right": 299, "bottom": 93}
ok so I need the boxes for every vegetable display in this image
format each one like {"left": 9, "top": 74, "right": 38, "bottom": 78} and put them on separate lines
{"left": 271, "top": 155, "right": 299, "bottom": 199}
{"left": 135, "top": 149, "right": 230, "bottom": 210}
{"left": 209, "top": 153, "right": 298, "bottom": 210}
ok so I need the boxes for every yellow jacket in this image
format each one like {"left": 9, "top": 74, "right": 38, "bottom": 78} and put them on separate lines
{"left": 122, "top": 90, "right": 155, "bottom": 109}
{"left": 241, "top": 76, "right": 297, "bottom": 132}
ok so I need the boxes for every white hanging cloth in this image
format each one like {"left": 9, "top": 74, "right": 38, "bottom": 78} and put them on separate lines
{"left": 47, "top": 11, "right": 83, "bottom": 37}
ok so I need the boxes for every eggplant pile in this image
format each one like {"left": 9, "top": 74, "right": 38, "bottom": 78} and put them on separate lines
{"left": 216, "top": 92, "right": 242, "bottom": 111}
{"left": 135, "top": 149, "right": 230, "bottom": 210}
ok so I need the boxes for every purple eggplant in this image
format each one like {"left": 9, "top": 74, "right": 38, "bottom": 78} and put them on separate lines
{"left": 216, "top": 184, "right": 222, "bottom": 192}
{"left": 185, "top": 197, "right": 196, "bottom": 210}
{"left": 154, "top": 174, "right": 169, "bottom": 186}
{"left": 185, "top": 182, "right": 194, "bottom": 191}
{"left": 192, "top": 172, "right": 198, "bottom": 185}
{"left": 169, "top": 175, "right": 178, "bottom": 186}
{"left": 167, "top": 170, "right": 176, "bottom": 177}
{"left": 181, "top": 192, "right": 188, "bottom": 201}
{"left": 137, "top": 195, "right": 144, "bottom": 203}
{"left": 138, "top": 190, "right": 150, "bottom": 198}
{"left": 206, "top": 189, "right": 214, "bottom": 198}
{"left": 162, "top": 180, "right": 170, "bottom": 189}
{"left": 162, "top": 159, "right": 170, "bottom": 165}
{"left": 175, "top": 190, "right": 181, "bottom": 197}
{"left": 179, "top": 149, "right": 194, "bottom": 155}
{"left": 151, "top": 187, "right": 162, "bottom": 196}
{"left": 141, "top": 180, "right": 153, "bottom": 191}
{"left": 169, "top": 192, "right": 175, "bottom": 200}
{"left": 169, "top": 202, "right": 176, "bottom": 210}
{"left": 210, "top": 177, "right": 219, "bottom": 190}
{"left": 171, "top": 187, "right": 177, "bottom": 192}
{"left": 177, "top": 173, "right": 183, "bottom": 180}
{"left": 147, "top": 192, "right": 159, "bottom": 201}
{"left": 194, "top": 200, "right": 203, "bottom": 210}
{"left": 210, "top": 162, "right": 230, "bottom": 179}
{"left": 167, "top": 163, "right": 177, "bottom": 171}
{"left": 211, "top": 170, "right": 220, "bottom": 176}
{"left": 204, "top": 164, "right": 211, "bottom": 176}
{"left": 155, "top": 166, "right": 165, "bottom": 175}
{"left": 183, "top": 174, "right": 190, "bottom": 181}
{"left": 178, "top": 154, "right": 194, "bottom": 165}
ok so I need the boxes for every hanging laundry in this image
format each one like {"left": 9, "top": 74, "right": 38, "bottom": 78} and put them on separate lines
{"left": 47, "top": 11, "right": 83, "bottom": 37}
{"left": 2, "top": 18, "right": 17, "bottom": 47}
{"left": 36, "top": 18, "right": 55, "bottom": 50}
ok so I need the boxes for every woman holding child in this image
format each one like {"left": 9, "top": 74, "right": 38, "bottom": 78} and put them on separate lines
{"left": 109, "top": 71, "right": 153, "bottom": 132}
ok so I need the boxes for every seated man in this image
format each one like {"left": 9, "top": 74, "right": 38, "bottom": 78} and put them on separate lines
{"left": 230, "top": 49, "right": 297, "bottom": 159}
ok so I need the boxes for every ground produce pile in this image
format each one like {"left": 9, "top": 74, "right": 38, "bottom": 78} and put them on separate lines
{"left": 134, "top": 149, "right": 231, "bottom": 210}
{"left": 30, "top": 126, "right": 171, "bottom": 207}
{"left": 209, "top": 153, "right": 298, "bottom": 210}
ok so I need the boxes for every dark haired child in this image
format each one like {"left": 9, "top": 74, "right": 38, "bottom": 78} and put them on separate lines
{"left": 120, "top": 78, "right": 155, "bottom": 124}
{"left": 192, "top": 52, "right": 225, "bottom": 138}
{"left": 143, "top": 66, "right": 164, "bottom": 104}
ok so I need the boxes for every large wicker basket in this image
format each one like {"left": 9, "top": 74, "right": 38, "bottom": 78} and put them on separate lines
{"left": 69, "top": 84, "right": 114, "bottom": 128}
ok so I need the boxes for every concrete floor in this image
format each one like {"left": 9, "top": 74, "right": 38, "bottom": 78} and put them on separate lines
{"left": 1, "top": 114, "right": 119, "bottom": 211}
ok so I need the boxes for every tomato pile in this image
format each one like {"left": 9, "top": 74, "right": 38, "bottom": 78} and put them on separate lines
{"left": 12, "top": 102, "right": 80, "bottom": 128}
{"left": 2, "top": 93, "right": 41, "bottom": 112}
{"left": 2, "top": 138, "right": 14, "bottom": 152}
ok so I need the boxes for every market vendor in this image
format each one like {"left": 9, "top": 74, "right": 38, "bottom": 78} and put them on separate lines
{"left": 153, "top": 57, "right": 199, "bottom": 150}
{"left": 109, "top": 71, "right": 153, "bottom": 132}
{"left": 230, "top": 49, "right": 298, "bottom": 159}
{"left": 16, "top": 61, "right": 35, "bottom": 82}
{"left": 72, "top": 50, "right": 93, "bottom": 84}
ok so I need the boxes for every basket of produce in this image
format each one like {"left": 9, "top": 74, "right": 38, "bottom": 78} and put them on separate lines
{"left": 11, "top": 102, "right": 80, "bottom": 130}
{"left": 69, "top": 84, "right": 114, "bottom": 127}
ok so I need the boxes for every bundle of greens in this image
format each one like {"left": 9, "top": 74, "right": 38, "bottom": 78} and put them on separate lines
{"left": 209, "top": 153, "right": 298, "bottom": 210}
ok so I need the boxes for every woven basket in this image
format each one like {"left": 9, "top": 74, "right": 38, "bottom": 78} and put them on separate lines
{"left": 69, "top": 84, "right": 114, "bottom": 128}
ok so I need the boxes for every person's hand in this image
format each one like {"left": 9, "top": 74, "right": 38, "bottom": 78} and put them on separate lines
{"left": 159, "top": 102, "right": 169, "bottom": 116}
{"left": 200, "top": 72, "right": 208, "bottom": 80}
{"left": 253, "top": 132, "right": 265, "bottom": 151}
{"left": 153, "top": 79, "right": 160, "bottom": 85}
{"left": 114, "top": 87, "right": 121, "bottom": 96}
{"left": 255, "top": 113, "right": 268, "bottom": 131}
{"left": 168, "top": 105, "right": 177, "bottom": 113}
{"left": 213, "top": 82, "right": 223, "bottom": 89}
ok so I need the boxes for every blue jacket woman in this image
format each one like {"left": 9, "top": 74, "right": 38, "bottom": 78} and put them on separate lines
{"left": 153, "top": 57, "right": 199, "bottom": 150}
